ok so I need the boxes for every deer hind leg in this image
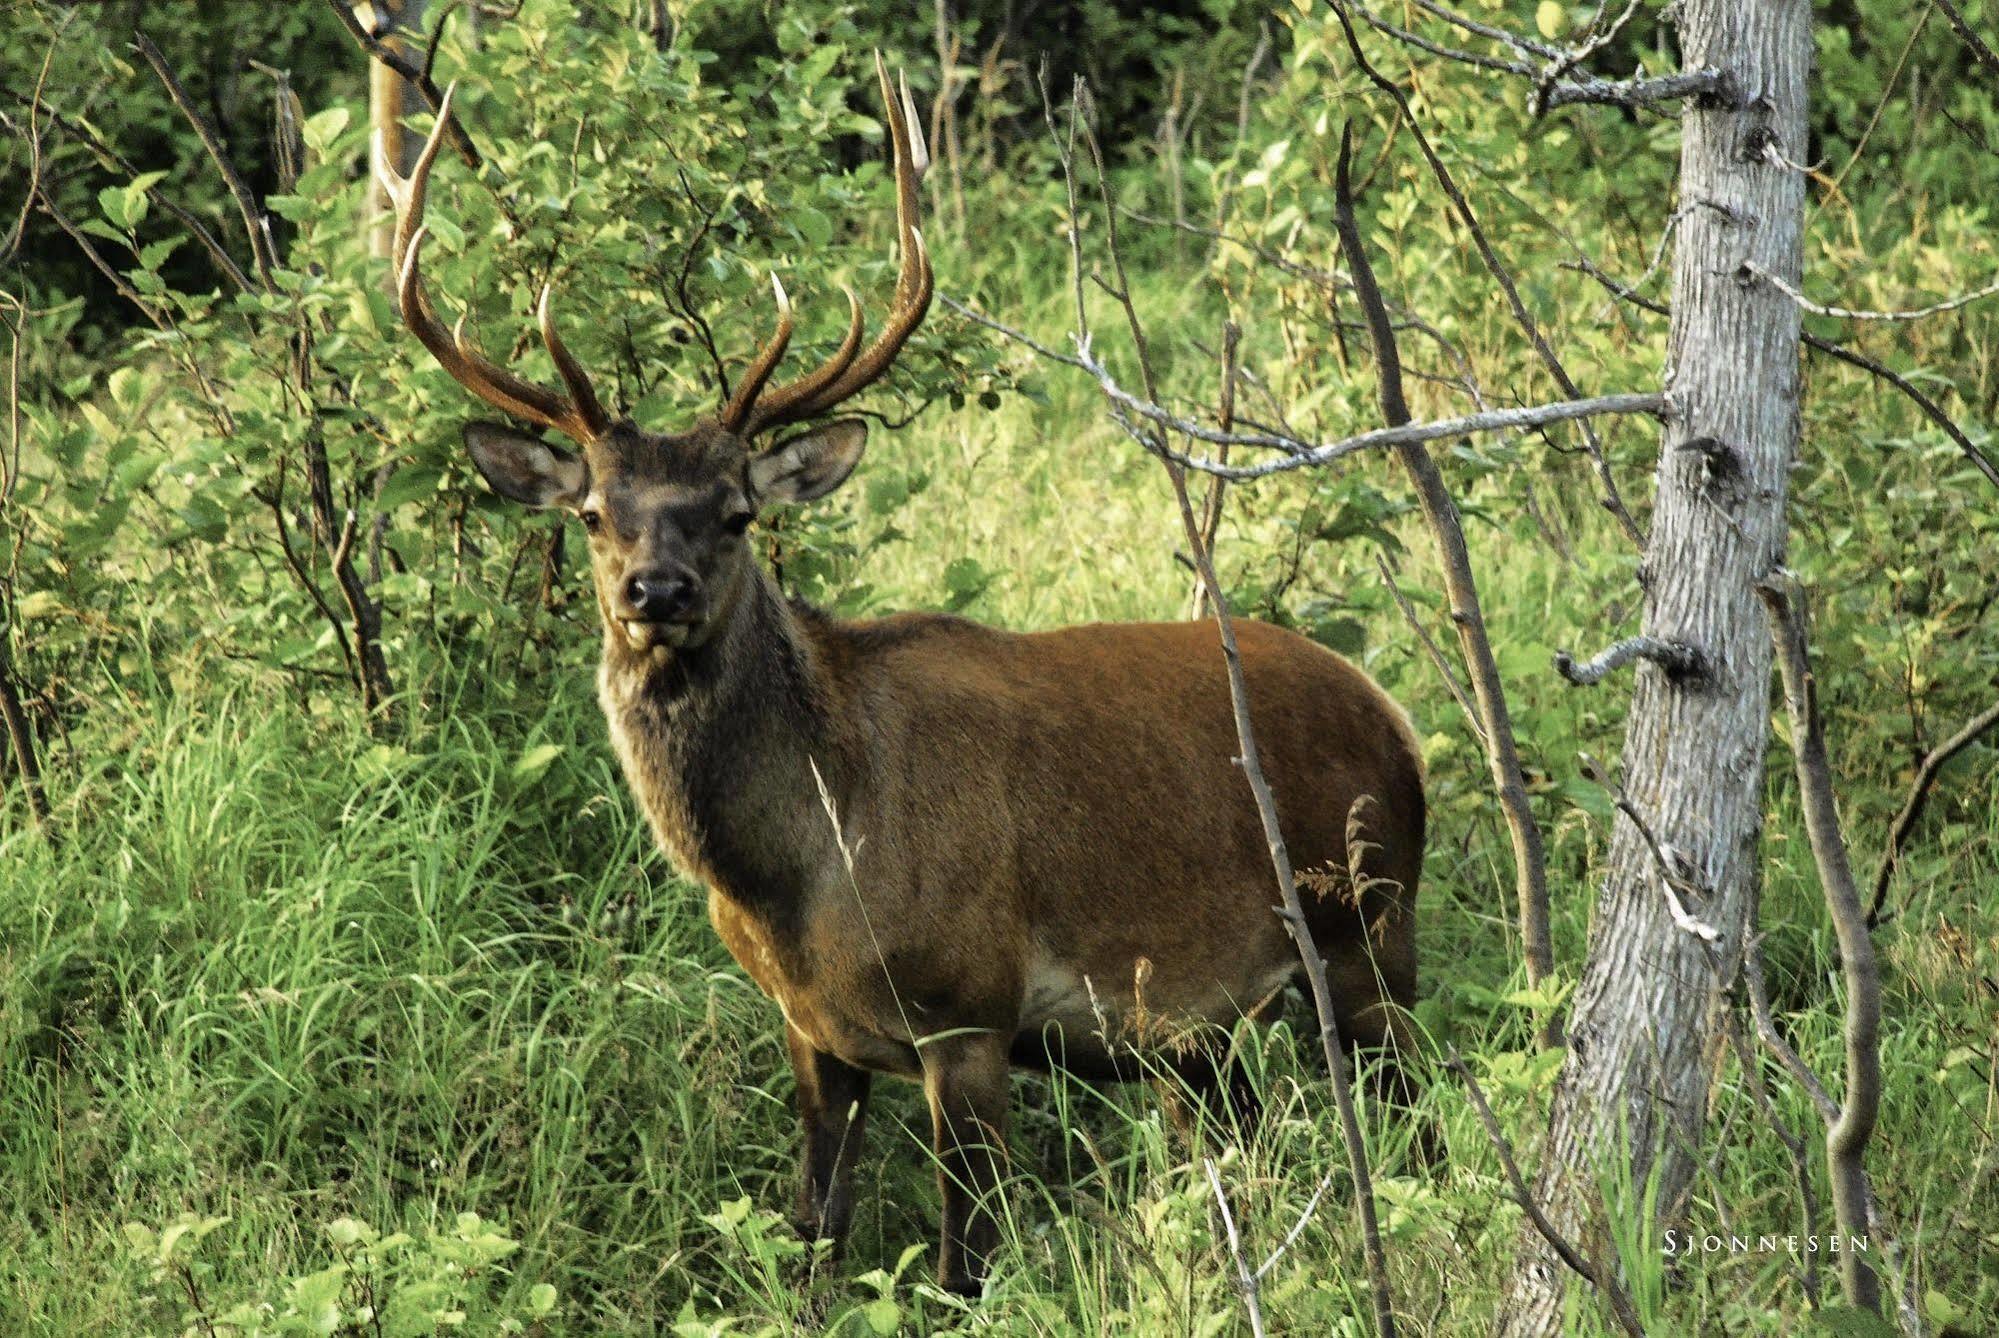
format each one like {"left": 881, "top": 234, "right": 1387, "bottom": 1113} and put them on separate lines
{"left": 1157, "top": 1033, "right": 1264, "bottom": 1146}
{"left": 919, "top": 1030, "right": 1011, "bottom": 1296}
{"left": 786, "top": 1024, "right": 874, "bottom": 1248}
{"left": 1322, "top": 926, "right": 1437, "bottom": 1162}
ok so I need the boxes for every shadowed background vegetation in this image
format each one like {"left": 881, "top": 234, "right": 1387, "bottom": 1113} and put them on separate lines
{"left": 2, "top": 1, "right": 1995, "bottom": 1332}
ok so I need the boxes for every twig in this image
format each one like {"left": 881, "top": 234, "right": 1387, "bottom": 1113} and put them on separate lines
{"left": 1756, "top": 573, "right": 1885, "bottom": 1316}
{"left": 1722, "top": 1008, "right": 1823, "bottom": 1306}
{"left": 0, "top": 10, "right": 71, "bottom": 264}
{"left": 1189, "top": 320, "right": 1240, "bottom": 620}
{"left": 1329, "top": 1, "right": 1646, "bottom": 545}
{"left": 1578, "top": 752, "right": 1723, "bottom": 944}
{"left": 1335, "top": 124, "right": 1557, "bottom": 1012}
{"left": 1742, "top": 940, "right": 1841, "bottom": 1125}
{"left": 1073, "top": 341, "right": 1664, "bottom": 479}
{"left": 1741, "top": 260, "right": 1999, "bottom": 322}
{"left": 1553, "top": 635, "right": 1705, "bottom": 685}
{"left": 1933, "top": 0, "right": 1999, "bottom": 80}
{"left": 1570, "top": 251, "right": 1999, "bottom": 491}
{"left": 1057, "top": 78, "right": 1399, "bottom": 1338}
{"left": 325, "top": 0, "right": 485, "bottom": 168}
{"left": 1376, "top": 553, "right": 1484, "bottom": 745}
{"left": 1252, "top": 1172, "right": 1335, "bottom": 1285}
{"left": 1203, "top": 1159, "right": 1269, "bottom": 1338}
{"left": 1446, "top": 1047, "right": 1646, "bottom": 1338}
{"left": 133, "top": 32, "right": 277, "bottom": 290}
{"left": 1869, "top": 695, "right": 1999, "bottom": 924}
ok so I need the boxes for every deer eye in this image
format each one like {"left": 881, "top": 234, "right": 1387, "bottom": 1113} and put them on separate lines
{"left": 579, "top": 509, "right": 603, "bottom": 534}
{"left": 722, "top": 510, "right": 753, "bottom": 536}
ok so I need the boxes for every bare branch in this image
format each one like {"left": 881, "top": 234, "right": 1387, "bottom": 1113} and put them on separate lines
{"left": 1350, "top": 0, "right": 1725, "bottom": 113}
{"left": 325, "top": 0, "right": 486, "bottom": 169}
{"left": 1334, "top": 125, "right": 1555, "bottom": 1003}
{"left": 1542, "top": 68, "right": 1731, "bottom": 112}
{"left": 1328, "top": 1, "right": 1646, "bottom": 544}
{"left": 1554, "top": 635, "right": 1705, "bottom": 685}
{"left": 1932, "top": 0, "right": 1999, "bottom": 82}
{"left": 1742, "top": 940, "right": 1842, "bottom": 1125}
{"left": 1203, "top": 1159, "right": 1269, "bottom": 1338}
{"left": 1056, "top": 79, "right": 1400, "bottom": 1338}
{"left": 1446, "top": 1047, "right": 1646, "bottom": 1338}
{"left": 133, "top": 32, "right": 277, "bottom": 291}
{"left": 0, "top": 11, "right": 72, "bottom": 264}
{"left": 1740, "top": 260, "right": 1999, "bottom": 322}
{"left": 1756, "top": 573, "right": 1884, "bottom": 1316}
{"left": 1571, "top": 251, "right": 1999, "bottom": 491}
{"left": 1869, "top": 694, "right": 1999, "bottom": 924}
{"left": 1376, "top": 553, "right": 1485, "bottom": 745}
{"left": 1073, "top": 335, "right": 1666, "bottom": 478}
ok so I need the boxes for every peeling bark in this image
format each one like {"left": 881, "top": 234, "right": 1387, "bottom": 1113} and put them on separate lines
{"left": 1497, "top": 1, "right": 1811, "bottom": 1330}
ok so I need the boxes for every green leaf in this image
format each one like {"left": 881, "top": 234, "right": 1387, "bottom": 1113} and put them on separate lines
{"left": 98, "top": 185, "right": 135, "bottom": 232}
{"left": 861, "top": 1298, "right": 901, "bottom": 1334}
{"left": 527, "top": 1283, "right": 557, "bottom": 1316}
{"left": 16, "top": 591, "right": 64, "bottom": 621}
{"left": 512, "top": 743, "right": 564, "bottom": 781}
{"left": 940, "top": 557, "right": 991, "bottom": 611}
{"left": 302, "top": 106, "right": 351, "bottom": 154}
{"left": 1811, "top": 1306, "right": 1899, "bottom": 1338}
{"left": 1535, "top": 1, "right": 1566, "bottom": 39}
{"left": 377, "top": 464, "right": 443, "bottom": 511}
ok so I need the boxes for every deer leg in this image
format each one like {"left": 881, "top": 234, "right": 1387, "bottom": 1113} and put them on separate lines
{"left": 786, "top": 1024, "right": 873, "bottom": 1247}
{"left": 1159, "top": 1040, "right": 1263, "bottom": 1146}
{"left": 919, "top": 1030, "right": 1011, "bottom": 1296}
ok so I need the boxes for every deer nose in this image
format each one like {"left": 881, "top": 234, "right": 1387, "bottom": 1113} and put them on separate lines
{"left": 625, "top": 572, "right": 701, "bottom": 622}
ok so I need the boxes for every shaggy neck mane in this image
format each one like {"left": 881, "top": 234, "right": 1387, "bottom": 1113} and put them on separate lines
{"left": 598, "top": 566, "right": 844, "bottom": 927}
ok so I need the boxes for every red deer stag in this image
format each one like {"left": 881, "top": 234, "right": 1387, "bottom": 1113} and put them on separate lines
{"left": 380, "top": 62, "right": 1424, "bottom": 1296}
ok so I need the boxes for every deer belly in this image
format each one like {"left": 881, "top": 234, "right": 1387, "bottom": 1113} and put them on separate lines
{"left": 1017, "top": 944, "right": 1295, "bottom": 1060}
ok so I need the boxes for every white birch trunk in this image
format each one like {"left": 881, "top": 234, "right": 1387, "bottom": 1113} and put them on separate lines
{"left": 1496, "top": 1, "right": 1812, "bottom": 1330}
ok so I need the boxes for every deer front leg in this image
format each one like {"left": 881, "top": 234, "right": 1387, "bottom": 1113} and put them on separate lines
{"left": 919, "top": 1031, "right": 1011, "bottom": 1296}
{"left": 786, "top": 1024, "right": 873, "bottom": 1248}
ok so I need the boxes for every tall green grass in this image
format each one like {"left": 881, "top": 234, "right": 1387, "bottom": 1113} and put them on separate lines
{"left": 5, "top": 265, "right": 1996, "bottom": 1336}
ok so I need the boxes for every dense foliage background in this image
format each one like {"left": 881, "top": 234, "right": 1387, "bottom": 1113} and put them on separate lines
{"left": 2, "top": 1, "right": 1995, "bottom": 1333}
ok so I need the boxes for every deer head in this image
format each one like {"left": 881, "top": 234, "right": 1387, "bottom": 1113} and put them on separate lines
{"left": 378, "top": 58, "right": 932, "bottom": 657}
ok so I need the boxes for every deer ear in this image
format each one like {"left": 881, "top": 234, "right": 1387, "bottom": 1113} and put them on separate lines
{"left": 464, "top": 422, "right": 588, "bottom": 508}
{"left": 748, "top": 418, "right": 867, "bottom": 504}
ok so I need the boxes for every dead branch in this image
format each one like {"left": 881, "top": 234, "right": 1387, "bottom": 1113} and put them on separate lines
{"left": 1052, "top": 76, "right": 1399, "bottom": 1338}
{"left": 1869, "top": 694, "right": 1999, "bottom": 924}
{"left": 1376, "top": 553, "right": 1484, "bottom": 744}
{"left": 1189, "top": 320, "right": 1240, "bottom": 621}
{"left": 325, "top": 0, "right": 485, "bottom": 169}
{"left": 1741, "top": 260, "right": 1999, "bottom": 322}
{"left": 1203, "top": 1159, "right": 1269, "bottom": 1338}
{"left": 1542, "top": 68, "right": 1731, "bottom": 112}
{"left": 1756, "top": 573, "right": 1884, "bottom": 1316}
{"left": 1933, "top": 0, "right": 1999, "bottom": 80}
{"left": 1329, "top": 1, "right": 1646, "bottom": 545}
{"left": 1570, "top": 251, "right": 1999, "bottom": 491}
{"left": 1554, "top": 635, "right": 1705, "bottom": 685}
{"left": 1334, "top": 124, "right": 1557, "bottom": 1010}
{"left": 133, "top": 33, "right": 278, "bottom": 290}
{"left": 1446, "top": 1047, "right": 1646, "bottom": 1338}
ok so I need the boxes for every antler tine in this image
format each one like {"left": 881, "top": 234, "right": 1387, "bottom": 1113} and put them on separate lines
{"left": 720, "top": 274, "right": 796, "bottom": 433}
{"left": 538, "top": 283, "right": 611, "bottom": 438}
{"left": 378, "top": 83, "right": 607, "bottom": 443}
{"left": 739, "top": 54, "right": 934, "bottom": 437}
{"left": 740, "top": 288, "right": 864, "bottom": 435}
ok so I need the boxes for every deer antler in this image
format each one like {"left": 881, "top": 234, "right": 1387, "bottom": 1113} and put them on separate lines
{"left": 727, "top": 53, "right": 934, "bottom": 437}
{"left": 377, "top": 83, "right": 611, "bottom": 445}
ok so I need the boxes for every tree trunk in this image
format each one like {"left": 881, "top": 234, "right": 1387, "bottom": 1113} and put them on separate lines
{"left": 367, "top": 0, "right": 429, "bottom": 263}
{"left": 1497, "top": 1, "right": 1811, "bottom": 1331}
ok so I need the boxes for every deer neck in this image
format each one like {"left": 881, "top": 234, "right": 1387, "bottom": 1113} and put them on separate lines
{"left": 597, "top": 566, "right": 845, "bottom": 926}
